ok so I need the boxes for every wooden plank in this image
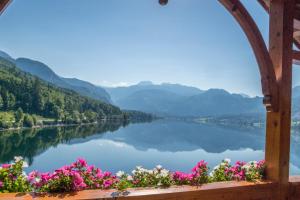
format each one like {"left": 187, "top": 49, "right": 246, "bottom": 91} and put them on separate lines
{"left": 0, "top": 181, "right": 277, "bottom": 200}
{"left": 289, "top": 176, "right": 300, "bottom": 200}
{"left": 293, "top": 50, "right": 300, "bottom": 64}
{"left": 265, "top": 0, "right": 294, "bottom": 200}
{"left": 219, "top": 0, "right": 278, "bottom": 112}
{"left": 0, "top": 0, "right": 11, "bottom": 15}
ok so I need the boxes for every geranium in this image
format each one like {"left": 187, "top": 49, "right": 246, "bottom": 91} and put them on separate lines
{"left": 190, "top": 160, "right": 210, "bottom": 185}
{"left": 243, "top": 160, "right": 266, "bottom": 181}
{"left": 0, "top": 158, "right": 266, "bottom": 193}
{"left": 172, "top": 171, "right": 192, "bottom": 185}
{"left": 0, "top": 157, "right": 30, "bottom": 193}
{"left": 210, "top": 159, "right": 232, "bottom": 182}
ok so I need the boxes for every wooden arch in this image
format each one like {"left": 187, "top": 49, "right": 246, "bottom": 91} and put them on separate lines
{"left": 219, "top": 0, "right": 278, "bottom": 112}
{"left": 0, "top": 0, "right": 10, "bottom": 15}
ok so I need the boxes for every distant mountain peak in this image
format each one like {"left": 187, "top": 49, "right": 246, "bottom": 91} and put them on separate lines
{"left": 137, "top": 81, "right": 153, "bottom": 86}
{"left": 0, "top": 50, "right": 15, "bottom": 63}
{"left": 205, "top": 88, "right": 229, "bottom": 95}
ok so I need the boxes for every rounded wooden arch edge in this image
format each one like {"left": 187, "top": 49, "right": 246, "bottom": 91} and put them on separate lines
{"left": 219, "top": 0, "right": 278, "bottom": 112}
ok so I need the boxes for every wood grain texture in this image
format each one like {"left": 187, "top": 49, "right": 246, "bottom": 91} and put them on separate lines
{"left": 0, "top": 0, "right": 11, "bottom": 15}
{"left": 0, "top": 181, "right": 276, "bottom": 200}
{"left": 219, "top": 0, "right": 278, "bottom": 112}
{"left": 265, "top": 0, "right": 294, "bottom": 200}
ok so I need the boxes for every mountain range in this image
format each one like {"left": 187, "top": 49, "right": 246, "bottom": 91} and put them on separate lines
{"left": 0, "top": 51, "right": 111, "bottom": 104}
{"left": 106, "top": 84, "right": 264, "bottom": 117}
{"left": 2, "top": 50, "right": 300, "bottom": 119}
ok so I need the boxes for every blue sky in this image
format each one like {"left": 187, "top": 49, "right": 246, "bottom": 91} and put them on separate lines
{"left": 0, "top": 0, "right": 299, "bottom": 96}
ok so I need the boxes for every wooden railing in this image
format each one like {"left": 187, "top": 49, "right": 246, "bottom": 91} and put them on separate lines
{"left": 0, "top": 176, "right": 300, "bottom": 200}
{"left": 0, "top": 176, "right": 299, "bottom": 200}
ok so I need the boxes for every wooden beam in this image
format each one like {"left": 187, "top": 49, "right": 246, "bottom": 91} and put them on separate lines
{"left": 0, "top": 181, "right": 277, "bottom": 200}
{"left": 219, "top": 0, "right": 278, "bottom": 112}
{"left": 293, "top": 49, "right": 300, "bottom": 59}
{"left": 0, "top": 0, "right": 11, "bottom": 15}
{"left": 258, "top": 0, "right": 270, "bottom": 13}
{"left": 293, "top": 50, "right": 300, "bottom": 64}
{"left": 289, "top": 176, "right": 300, "bottom": 200}
{"left": 265, "top": 1, "right": 294, "bottom": 200}
{"left": 258, "top": 1, "right": 300, "bottom": 51}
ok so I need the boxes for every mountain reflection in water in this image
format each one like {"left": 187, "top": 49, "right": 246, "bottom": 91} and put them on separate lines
{"left": 0, "top": 120, "right": 299, "bottom": 175}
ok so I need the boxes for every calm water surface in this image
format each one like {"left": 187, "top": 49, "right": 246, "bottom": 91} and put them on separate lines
{"left": 1, "top": 120, "right": 299, "bottom": 175}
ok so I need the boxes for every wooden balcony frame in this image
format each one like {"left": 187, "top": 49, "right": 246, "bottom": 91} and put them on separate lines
{"left": 0, "top": 0, "right": 300, "bottom": 199}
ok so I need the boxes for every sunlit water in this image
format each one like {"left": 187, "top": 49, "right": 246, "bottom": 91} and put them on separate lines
{"left": 0, "top": 120, "right": 299, "bottom": 175}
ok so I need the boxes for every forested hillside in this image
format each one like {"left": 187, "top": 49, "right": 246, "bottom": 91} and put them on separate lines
{"left": 0, "top": 58, "right": 124, "bottom": 129}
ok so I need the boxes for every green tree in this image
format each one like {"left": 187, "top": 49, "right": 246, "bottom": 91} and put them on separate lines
{"left": 0, "top": 94, "right": 3, "bottom": 110}
{"left": 8, "top": 93, "right": 16, "bottom": 109}
{"left": 84, "top": 110, "right": 97, "bottom": 123}
{"left": 15, "top": 107, "right": 24, "bottom": 125}
{"left": 32, "top": 78, "right": 44, "bottom": 113}
{"left": 23, "top": 114, "right": 34, "bottom": 127}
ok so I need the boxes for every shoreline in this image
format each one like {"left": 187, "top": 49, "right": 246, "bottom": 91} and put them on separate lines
{"left": 0, "top": 119, "right": 127, "bottom": 132}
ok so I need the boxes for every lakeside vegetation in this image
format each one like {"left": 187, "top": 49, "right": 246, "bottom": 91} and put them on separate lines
{"left": 0, "top": 122, "right": 127, "bottom": 164}
{"left": 0, "top": 58, "right": 153, "bottom": 130}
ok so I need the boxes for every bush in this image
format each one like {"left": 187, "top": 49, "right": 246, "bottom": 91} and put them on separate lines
{"left": 23, "top": 114, "right": 34, "bottom": 127}
{"left": 0, "top": 120, "right": 13, "bottom": 129}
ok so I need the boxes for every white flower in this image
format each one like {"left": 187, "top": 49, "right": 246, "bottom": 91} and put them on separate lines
{"left": 156, "top": 169, "right": 169, "bottom": 178}
{"left": 146, "top": 169, "right": 153, "bottom": 174}
{"left": 156, "top": 165, "right": 163, "bottom": 170}
{"left": 209, "top": 171, "right": 214, "bottom": 177}
{"left": 161, "top": 169, "right": 169, "bottom": 176}
{"left": 213, "top": 165, "right": 220, "bottom": 170}
{"left": 242, "top": 164, "right": 251, "bottom": 170}
{"left": 35, "top": 177, "right": 41, "bottom": 183}
{"left": 22, "top": 161, "right": 29, "bottom": 168}
{"left": 116, "top": 171, "right": 125, "bottom": 177}
{"left": 136, "top": 166, "right": 142, "bottom": 171}
{"left": 131, "top": 170, "right": 136, "bottom": 175}
{"left": 127, "top": 175, "right": 133, "bottom": 181}
{"left": 224, "top": 158, "right": 231, "bottom": 163}
{"left": 22, "top": 172, "right": 27, "bottom": 177}
{"left": 14, "top": 156, "right": 23, "bottom": 163}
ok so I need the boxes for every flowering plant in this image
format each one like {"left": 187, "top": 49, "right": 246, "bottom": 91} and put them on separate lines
{"left": 172, "top": 160, "right": 209, "bottom": 185}
{"left": 243, "top": 160, "right": 266, "bottom": 181}
{"left": 28, "top": 158, "right": 118, "bottom": 192}
{"left": 210, "top": 159, "right": 266, "bottom": 182}
{"left": 210, "top": 159, "right": 232, "bottom": 182}
{"left": 116, "top": 165, "right": 172, "bottom": 189}
{"left": 0, "top": 157, "right": 266, "bottom": 193}
{"left": 0, "top": 156, "right": 30, "bottom": 193}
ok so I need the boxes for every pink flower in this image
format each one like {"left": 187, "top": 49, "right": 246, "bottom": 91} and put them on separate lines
{"left": 73, "top": 158, "right": 88, "bottom": 168}
{"left": 1, "top": 164, "right": 11, "bottom": 168}
{"left": 103, "top": 179, "right": 113, "bottom": 189}
{"left": 0, "top": 181, "right": 3, "bottom": 188}
{"left": 72, "top": 172, "right": 86, "bottom": 190}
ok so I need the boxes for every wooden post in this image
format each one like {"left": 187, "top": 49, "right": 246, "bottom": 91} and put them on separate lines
{"left": 265, "top": 0, "right": 294, "bottom": 199}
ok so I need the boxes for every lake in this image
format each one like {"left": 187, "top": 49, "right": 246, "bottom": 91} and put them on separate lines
{"left": 1, "top": 119, "right": 300, "bottom": 175}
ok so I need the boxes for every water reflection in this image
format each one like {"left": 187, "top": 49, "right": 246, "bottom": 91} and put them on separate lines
{"left": 0, "top": 120, "right": 299, "bottom": 175}
{"left": 0, "top": 121, "right": 128, "bottom": 164}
